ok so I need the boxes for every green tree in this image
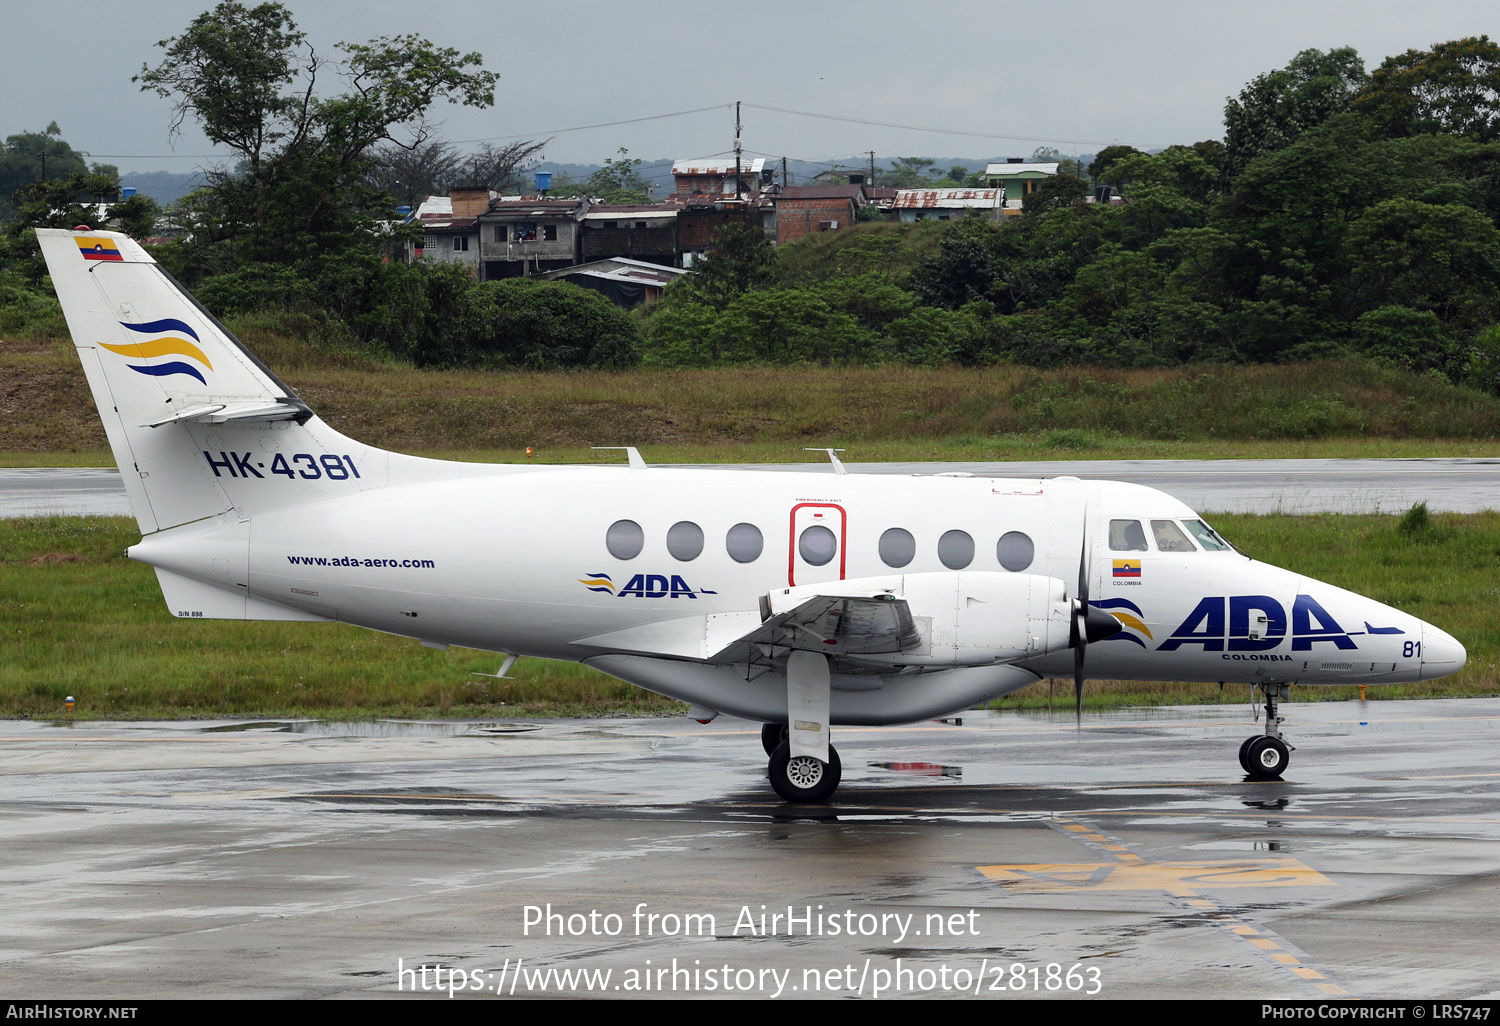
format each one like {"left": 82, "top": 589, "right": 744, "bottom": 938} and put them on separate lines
{"left": 136, "top": 1, "right": 498, "bottom": 263}
{"left": 1024, "top": 172, "right": 1089, "bottom": 217}
{"left": 1342, "top": 197, "right": 1500, "bottom": 328}
{"left": 585, "top": 148, "right": 649, "bottom": 203}
{"left": 0, "top": 123, "right": 96, "bottom": 219}
{"left": 678, "top": 223, "right": 775, "bottom": 311}
{"left": 711, "top": 288, "right": 873, "bottom": 365}
{"left": 1222, "top": 47, "right": 1366, "bottom": 181}
{"left": 1088, "top": 144, "right": 1141, "bottom": 185}
{"left": 1354, "top": 36, "right": 1500, "bottom": 141}
{"left": 909, "top": 217, "right": 1005, "bottom": 308}
{"left": 883, "top": 157, "right": 940, "bottom": 188}
{"left": 471, "top": 278, "right": 640, "bottom": 369}
{"left": 1, "top": 172, "right": 160, "bottom": 284}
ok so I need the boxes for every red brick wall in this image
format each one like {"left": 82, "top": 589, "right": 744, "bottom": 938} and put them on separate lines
{"left": 776, "top": 198, "right": 856, "bottom": 244}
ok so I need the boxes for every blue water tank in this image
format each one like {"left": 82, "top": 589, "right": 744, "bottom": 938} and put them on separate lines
{"left": 121, "top": 187, "right": 137, "bottom": 199}
{"left": 535, "top": 171, "right": 553, "bottom": 192}
{"left": 395, "top": 205, "right": 412, "bottom": 218}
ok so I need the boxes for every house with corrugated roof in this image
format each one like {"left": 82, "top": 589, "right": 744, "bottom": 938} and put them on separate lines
{"left": 891, "top": 188, "right": 1002, "bottom": 223}
{"left": 984, "top": 160, "right": 1059, "bottom": 215}
{"left": 671, "top": 156, "right": 772, "bottom": 198}
{"left": 542, "top": 257, "right": 688, "bottom": 308}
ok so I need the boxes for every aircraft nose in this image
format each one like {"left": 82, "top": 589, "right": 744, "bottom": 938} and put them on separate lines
{"left": 1419, "top": 623, "right": 1467, "bottom": 681}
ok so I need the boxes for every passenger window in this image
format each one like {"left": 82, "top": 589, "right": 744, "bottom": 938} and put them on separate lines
{"left": 996, "top": 531, "right": 1034, "bottom": 572}
{"left": 799, "top": 524, "right": 837, "bottom": 566}
{"left": 1109, "top": 519, "right": 1149, "bottom": 552}
{"left": 606, "top": 520, "right": 644, "bottom": 559}
{"left": 937, "top": 529, "right": 973, "bottom": 569}
{"left": 725, "top": 523, "right": 763, "bottom": 563}
{"left": 666, "top": 521, "right": 704, "bottom": 561}
{"left": 1151, "top": 520, "right": 1196, "bottom": 552}
{"left": 879, "top": 528, "right": 915, "bottom": 568}
{"left": 1182, "top": 519, "right": 1233, "bottom": 551}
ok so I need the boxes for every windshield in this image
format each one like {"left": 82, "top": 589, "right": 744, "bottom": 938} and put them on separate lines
{"left": 1182, "top": 519, "right": 1233, "bottom": 551}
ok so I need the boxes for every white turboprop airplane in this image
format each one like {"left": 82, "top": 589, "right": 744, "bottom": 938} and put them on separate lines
{"left": 39, "top": 227, "right": 1467, "bottom": 801}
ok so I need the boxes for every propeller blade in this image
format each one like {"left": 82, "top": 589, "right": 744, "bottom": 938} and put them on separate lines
{"left": 1074, "top": 644, "right": 1084, "bottom": 723}
{"left": 1073, "top": 508, "right": 1091, "bottom": 726}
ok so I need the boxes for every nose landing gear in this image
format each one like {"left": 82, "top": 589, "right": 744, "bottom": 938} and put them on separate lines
{"left": 1239, "top": 682, "right": 1294, "bottom": 779}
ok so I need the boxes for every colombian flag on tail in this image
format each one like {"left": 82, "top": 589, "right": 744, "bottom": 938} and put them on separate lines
{"left": 75, "top": 237, "right": 123, "bottom": 261}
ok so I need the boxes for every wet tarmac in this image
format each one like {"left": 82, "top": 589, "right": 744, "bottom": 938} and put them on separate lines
{"left": 3, "top": 698, "right": 1499, "bottom": 999}
{"left": 4, "top": 457, "right": 1499, "bottom": 518}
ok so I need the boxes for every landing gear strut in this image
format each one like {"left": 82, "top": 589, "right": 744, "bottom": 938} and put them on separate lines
{"left": 765, "top": 650, "right": 840, "bottom": 802}
{"left": 1239, "top": 682, "right": 1293, "bottom": 779}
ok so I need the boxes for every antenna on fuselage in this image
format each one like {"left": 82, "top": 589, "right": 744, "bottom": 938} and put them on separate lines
{"left": 805, "top": 448, "right": 847, "bottom": 475}
{"left": 592, "top": 446, "right": 647, "bottom": 469}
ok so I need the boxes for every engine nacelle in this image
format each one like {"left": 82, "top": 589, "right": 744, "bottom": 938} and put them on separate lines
{"left": 765, "top": 571, "right": 1072, "bottom": 668}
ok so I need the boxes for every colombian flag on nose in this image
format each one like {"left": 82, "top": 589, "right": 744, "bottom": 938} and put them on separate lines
{"left": 75, "top": 237, "right": 123, "bottom": 261}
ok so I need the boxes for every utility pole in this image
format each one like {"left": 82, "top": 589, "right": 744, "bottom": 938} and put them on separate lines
{"left": 868, "top": 150, "right": 876, "bottom": 186}
{"left": 781, "top": 156, "right": 788, "bottom": 188}
{"left": 734, "top": 100, "right": 742, "bottom": 201}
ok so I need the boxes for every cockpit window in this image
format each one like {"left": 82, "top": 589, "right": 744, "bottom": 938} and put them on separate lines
{"left": 1151, "top": 520, "right": 1196, "bottom": 552}
{"left": 1182, "top": 519, "right": 1233, "bottom": 551}
{"left": 1109, "top": 519, "right": 1149, "bottom": 552}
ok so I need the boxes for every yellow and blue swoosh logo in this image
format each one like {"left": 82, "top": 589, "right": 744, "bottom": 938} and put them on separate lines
{"left": 579, "top": 572, "right": 615, "bottom": 594}
{"left": 1093, "top": 598, "right": 1152, "bottom": 648}
{"left": 99, "top": 318, "right": 212, "bottom": 385}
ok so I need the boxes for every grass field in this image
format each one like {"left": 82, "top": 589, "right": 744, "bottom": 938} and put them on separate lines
{"left": 3, "top": 511, "right": 1493, "bottom": 720}
{"left": 7, "top": 329, "right": 1500, "bottom": 465}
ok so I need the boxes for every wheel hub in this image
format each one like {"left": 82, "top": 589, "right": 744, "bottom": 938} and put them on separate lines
{"left": 786, "top": 755, "right": 824, "bottom": 789}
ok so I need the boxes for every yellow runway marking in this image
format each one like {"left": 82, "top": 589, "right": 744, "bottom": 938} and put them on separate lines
{"left": 976, "top": 859, "right": 1332, "bottom": 893}
{"left": 976, "top": 815, "right": 1351, "bottom": 998}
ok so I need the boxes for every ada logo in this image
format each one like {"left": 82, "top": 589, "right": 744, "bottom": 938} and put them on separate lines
{"left": 578, "top": 571, "right": 716, "bottom": 599}
{"left": 1092, "top": 598, "right": 1153, "bottom": 648}
{"left": 1158, "top": 594, "right": 1372, "bottom": 653}
{"left": 99, "top": 318, "right": 213, "bottom": 385}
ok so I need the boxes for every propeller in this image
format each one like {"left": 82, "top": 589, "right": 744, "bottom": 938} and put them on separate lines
{"left": 1068, "top": 511, "right": 1123, "bottom": 725}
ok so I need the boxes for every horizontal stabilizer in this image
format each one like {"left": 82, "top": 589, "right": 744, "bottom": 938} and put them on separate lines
{"left": 145, "top": 399, "right": 312, "bottom": 428}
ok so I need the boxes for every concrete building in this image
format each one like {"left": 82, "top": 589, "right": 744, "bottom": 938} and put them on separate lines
{"left": 477, "top": 196, "right": 589, "bottom": 278}
{"left": 580, "top": 204, "right": 678, "bottom": 266}
{"left": 984, "top": 160, "right": 1060, "bottom": 215}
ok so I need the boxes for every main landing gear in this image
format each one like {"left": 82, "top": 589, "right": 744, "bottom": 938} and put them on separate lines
{"left": 1239, "top": 682, "right": 1293, "bottom": 779}
{"left": 764, "top": 650, "right": 842, "bottom": 803}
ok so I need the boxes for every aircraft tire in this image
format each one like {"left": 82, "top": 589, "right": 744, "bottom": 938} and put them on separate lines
{"left": 1246, "top": 736, "right": 1290, "bottom": 779}
{"left": 761, "top": 722, "right": 789, "bottom": 757}
{"left": 1238, "top": 736, "right": 1257, "bottom": 773}
{"left": 768, "top": 741, "right": 841, "bottom": 803}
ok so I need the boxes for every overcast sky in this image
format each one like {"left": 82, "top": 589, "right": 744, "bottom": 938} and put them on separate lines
{"left": 3, "top": 0, "right": 1496, "bottom": 179}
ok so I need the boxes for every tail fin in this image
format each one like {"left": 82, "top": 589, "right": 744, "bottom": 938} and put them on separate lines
{"left": 37, "top": 228, "right": 490, "bottom": 534}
